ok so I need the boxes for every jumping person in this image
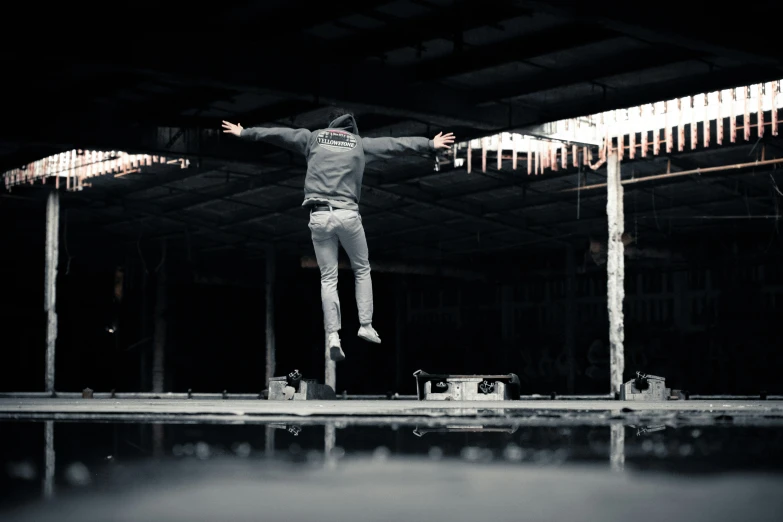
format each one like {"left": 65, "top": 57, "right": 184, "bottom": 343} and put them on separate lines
{"left": 222, "top": 109, "right": 455, "bottom": 362}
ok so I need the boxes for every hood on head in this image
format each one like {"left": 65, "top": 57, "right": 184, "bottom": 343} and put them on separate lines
{"left": 328, "top": 113, "right": 359, "bottom": 135}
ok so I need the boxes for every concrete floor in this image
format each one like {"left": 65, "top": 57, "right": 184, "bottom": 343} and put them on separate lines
{"left": 2, "top": 400, "right": 783, "bottom": 521}
{"left": 3, "top": 458, "right": 783, "bottom": 522}
{"left": 1, "top": 398, "right": 781, "bottom": 424}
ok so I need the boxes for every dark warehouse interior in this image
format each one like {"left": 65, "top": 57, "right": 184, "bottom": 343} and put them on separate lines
{"left": 2, "top": 2, "right": 783, "bottom": 520}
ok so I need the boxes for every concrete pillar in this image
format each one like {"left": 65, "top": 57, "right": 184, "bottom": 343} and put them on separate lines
{"left": 265, "top": 245, "right": 276, "bottom": 389}
{"left": 606, "top": 152, "right": 625, "bottom": 397}
{"left": 44, "top": 190, "right": 59, "bottom": 395}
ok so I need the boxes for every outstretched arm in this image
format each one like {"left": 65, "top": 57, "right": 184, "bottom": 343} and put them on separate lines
{"left": 222, "top": 121, "right": 311, "bottom": 156}
{"left": 362, "top": 132, "right": 455, "bottom": 163}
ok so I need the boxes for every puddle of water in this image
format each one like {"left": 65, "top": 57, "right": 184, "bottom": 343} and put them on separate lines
{"left": 1, "top": 420, "right": 782, "bottom": 521}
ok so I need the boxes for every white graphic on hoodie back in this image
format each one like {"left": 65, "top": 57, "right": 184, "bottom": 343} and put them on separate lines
{"left": 316, "top": 129, "right": 357, "bottom": 151}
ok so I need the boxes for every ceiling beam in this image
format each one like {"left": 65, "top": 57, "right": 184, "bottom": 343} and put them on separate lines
{"left": 405, "top": 23, "right": 618, "bottom": 83}
{"left": 222, "top": 0, "right": 395, "bottom": 34}
{"left": 0, "top": 118, "right": 297, "bottom": 170}
{"left": 7, "top": 61, "right": 512, "bottom": 147}
{"left": 522, "top": 64, "right": 783, "bottom": 124}
{"left": 517, "top": 0, "right": 783, "bottom": 67}
{"left": 0, "top": 99, "right": 430, "bottom": 177}
{"left": 470, "top": 46, "right": 708, "bottom": 104}
{"left": 70, "top": 164, "right": 307, "bottom": 237}
{"left": 362, "top": 182, "right": 571, "bottom": 246}
{"left": 58, "top": 192, "right": 287, "bottom": 253}
{"left": 9, "top": 2, "right": 395, "bottom": 54}
{"left": 128, "top": 99, "right": 324, "bottom": 130}
{"left": 11, "top": 28, "right": 521, "bottom": 130}
{"left": 115, "top": 85, "right": 241, "bottom": 124}
{"left": 331, "top": 1, "right": 532, "bottom": 62}
{"left": 668, "top": 156, "right": 775, "bottom": 213}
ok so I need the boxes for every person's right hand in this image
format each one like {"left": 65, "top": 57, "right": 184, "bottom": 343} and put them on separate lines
{"left": 222, "top": 121, "right": 243, "bottom": 137}
{"left": 433, "top": 132, "right": 455, "bottom": 150}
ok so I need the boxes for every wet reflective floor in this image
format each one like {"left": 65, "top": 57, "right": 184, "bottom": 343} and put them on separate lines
{"left": 1, "top": 419, "right": 783, "bottom": 521}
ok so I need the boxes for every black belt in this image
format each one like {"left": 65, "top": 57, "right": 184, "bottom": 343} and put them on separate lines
{"left": 309, "top": 205, "right": 331, "bottom": 212}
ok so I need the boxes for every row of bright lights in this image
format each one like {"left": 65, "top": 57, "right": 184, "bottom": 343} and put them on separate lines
{"left": 3, "top": 150, "right": 189, "bottom": 190}
{"left": 465, "top": 80, "right": 783, "bottom": 151}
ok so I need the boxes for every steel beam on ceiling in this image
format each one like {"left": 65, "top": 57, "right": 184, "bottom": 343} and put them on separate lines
{"left": 405, "top": 24, "right": 618, "bottom": 83}
{"left": 512, "top": 65, "right": 783, "bottom": 128}
{"left": 0, "top": 120, "right": 295, "bottom": 170}
{"left": 16, "top": 45, "right": 514, "bottom": 131}
{"left": 129, "top": 99, "right": 325, "bottom": 130}
{"left": 76, "top": 166, "right": 302, "bottom": 231}
{"left": 219, "top": 0, "right": 394, "bottom": 34}
{"left": 517, "top": 0, "right": 783, "bottom": 67}
{"left": 204, "top": 198, "right": 461, "bottom": 259}
{"left": 667, "top": 156, "right": 778, "bottom": 213}
{"left": 470, "top": 47, "right": 708, "bottom": 104}
{"left": 113, "top": 86, "right": 242, "bottom": 125}
{"left": 531, "top": 190, "right": 783, "bottom": 233}
{"left": 362, "top": 182, "right": 571, "bottom": 246}
{"left": 329, "top": 1, "right": 532, "bottom": 62}
{"left": 232, "top": 198, "right": 504, "bottom": 252}
{"left": 66, "top": 193, "right": 293, "bottom": 253}
{"left": 83, "top": 166, "right": 212, "bottom": 200}
{"left": 364, "top": 160, "right": 683, "bottom": 240}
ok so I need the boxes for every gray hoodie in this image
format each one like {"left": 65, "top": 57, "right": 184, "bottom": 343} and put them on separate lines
{"left": 239, "top": 114, "right": 434, "bottom": 211}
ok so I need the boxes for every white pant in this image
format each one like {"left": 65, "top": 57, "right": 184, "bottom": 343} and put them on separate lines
{"left": 308, "top": 207, "right": 373, "bottom": 333}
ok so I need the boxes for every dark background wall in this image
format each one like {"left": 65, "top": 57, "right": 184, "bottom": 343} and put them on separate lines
{"left": 1, "top": 201, "right": 781, "bottom": 396}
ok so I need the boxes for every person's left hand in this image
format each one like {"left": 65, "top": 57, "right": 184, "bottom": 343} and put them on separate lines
{"left": 222, "top": 121, "right": 243, "bottom": 136}
{"left": 433, "top": 132, "right": 455, "bottom": 150}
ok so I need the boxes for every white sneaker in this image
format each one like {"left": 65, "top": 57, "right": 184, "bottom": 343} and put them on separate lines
{"left": 358, "top": 324, "right": 381, "bottom": 344}
{"left": 328, "top": 332, "right": 345, "bottom": 362}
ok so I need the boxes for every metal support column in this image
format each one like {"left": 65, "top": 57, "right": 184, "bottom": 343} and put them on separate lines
{"left": 44, "top": 190, "right": 59, "bottom": 395}
{"left": 606, "top": 152, "right": 625, "bottom": 397}
{"left": 265, "top": 245, "right": 276, "bottom": 390}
